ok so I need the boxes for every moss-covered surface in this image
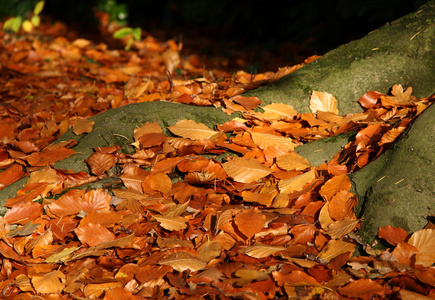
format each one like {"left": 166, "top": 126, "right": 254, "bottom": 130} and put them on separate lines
{"left": 244, "top": 0, "right": 435, "bottom": 115}
{"left": 351, "top": 103, "right": 435, "bottom": 244}
{"left": 54, "top": 101, "right": 234, "bottom": 172}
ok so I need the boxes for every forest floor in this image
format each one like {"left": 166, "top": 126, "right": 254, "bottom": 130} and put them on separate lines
{"left": 0, "top": 16, "right": 434, "bottom": 299}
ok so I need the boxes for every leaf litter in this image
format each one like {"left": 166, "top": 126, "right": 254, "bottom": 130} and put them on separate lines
{"left": 0, "top": 16, "right": 435, "bottom": 300}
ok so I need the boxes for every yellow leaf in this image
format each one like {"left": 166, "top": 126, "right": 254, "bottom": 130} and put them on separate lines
{"left": 310, "top": 91, "right": 338, "bottom": 114}
{"left": 159, "top": 251, "right": 207, "bottom": 272}
{"left": 276, "top": 151, "right": 311, "bottom": 171}
{"left": 279, "top": 169, "right": 316, "bottom": 194}
{"left": 154, "top": 215, "right": 188, "bottom": 231}
{"left": 317, "top": 238, "right": 356, "bottom": 262}
{"left": 45, "top": 246, "right": 81, "bottom": 263}
{"left": 250, "top": 131, "right": 295, "bottom": 151}
{"left": 223, "top": 157, "right": 272, "bottom": 183}
{"left": 168, "top": 119, "right": 219, "bottom": 140}
{"left": 243, "top": 243, "right": 285, "bottom": 258}
{"left": 408, "top": 229, "right": 435, "bottom": 267}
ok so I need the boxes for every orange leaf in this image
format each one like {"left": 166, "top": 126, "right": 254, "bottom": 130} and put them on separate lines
{"left": 358, "top": 90, "right": 383, "bottom": 108}
{"left": 73, "top": 118, "right": 94, "bottom": 135}
{"left": 149, "top": 172, "right": 172, "bottom": 194}
{"left": 0, "top": 164, "right": 27, "bottom": 189}
{"left": 243, "top": 243, "right": 285, "bottom": 258}
{"left": 85, "top": 152, "right": 117, "bottom": 176}
{"left": 276, "top": 152, "right": 311, "bottom": 171}
{"left": 338, "top": 279, "right": 385, "bottom": 300}
{"left": 4, "top": 202, "right": 42, "bottom": 225}
{"left": 138, "top": 133, "right": 167, "bottom": 148}
{"left": 290, "top": 224, "right": 316, "bottom": 245}
{"left": 121, "top": 163, "right": 149, "bottom": 192}
{"left": 378, "top": 225, "right": 409, "bottom": 246}
{"left": 223, "top": 157, "right": 271, "bottom": 183}
{"left": 278, "top": 169, "right": 316, "bottom": 194}
{"left": 328, "top": 190, "right": 357, "bottom": 221}
{"left": 392, "top": 241, "right": 419, "bottom": 266}
{"left": 320, "top": 174, "right": 351, "bottom": 201}
{"left": 75, "top": 223, "right": 116, "bottom": 247}
{"left": 168, "top": 120, "right": 219, "bottom": 140}
{"left": 250, "top": 131, "right": 295, "bottom": 151}
{"left": 159, "top": 251, "right": 207, "bottom": 272}
{"left": 154, "top": 215, "right": 188, "bottom": 231}
{"left": 273, "top": 270, "right": 321, "bottom": 287}
{"left": 234, "top": 209, "right": 266, "bottom": 240}
{"left": 27, "top": 148, "right": 76, "bottom": 167}
{"left": 31, "top": 270, "right": 66, "bottom": 294}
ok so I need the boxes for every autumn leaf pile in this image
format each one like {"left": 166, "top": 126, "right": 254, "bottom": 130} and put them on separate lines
{"left": 0, "top": 19, "right": 435, "bottom": 299}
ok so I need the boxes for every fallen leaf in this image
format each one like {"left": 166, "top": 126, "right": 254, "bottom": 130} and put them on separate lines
{"left": 408, "top": 229, "right": 435, "bottom": 267}
{"left": 310, "top": 91, "right": 338, "bottom": 114}
{"left": 73, "top": 118, "right": 94, "bottom": 135}
{"left": 278, "top": 169, "right": 316, "bottom": 194}
{"left": 168, "top": 119, "right": 219, "bottom": 140}
{"left": 243, "top": 243, "right": 285, "bottom": 258}
{"left": 234, "top": 209, "right": 266, "bottom": 240}
{"left": 154, "top": 215, "right": 188, "bottom": 231}
{"left": 250, "top": 131, "right": 295, "bottom": 151}
{"left": 317, "top": 238, "right": 356, "bottom": 262}
{"left": 223, "top": 157, "right": 271, "bottom": 183}
{"left": 159, "top": 251, "right": 207, "bottom": 272}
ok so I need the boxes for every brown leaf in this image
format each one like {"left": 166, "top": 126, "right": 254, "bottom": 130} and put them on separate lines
{"left": 230, "top": 95, "right": 262, "bottom": 110}
{"left": 73, "top": 118, "right": 94, "bottom": 135}
{"left": 317, "top": 238, "right": 356, "bottom": 262}
{"left": 85, "top": 152, "right": 117, "bottom": 176}
{"left": 358, "top": 90, "right": 383, "bottom": 108}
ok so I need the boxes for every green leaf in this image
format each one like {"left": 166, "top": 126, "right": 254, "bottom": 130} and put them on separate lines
{"left": 34, "top": 1, "right": 45, "bottom": 16}
{"left": 113, "top": 27, "right": 132, "bottom": 39}
{"left": 132, "top": 27, "right": 142, "bottom": 41}
{"left": 3, "top": 17, "right": 23, "bottom": 33}
{"left": 31, "top": 15, "right": 41, "bottom": 27}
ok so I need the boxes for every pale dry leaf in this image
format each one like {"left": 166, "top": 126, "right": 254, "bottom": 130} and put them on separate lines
{"left": 408, "top": 229, "right": 435, "bottom": 267}
{"left": 197, "top": 240, "right": 222, "bottom": 262}
{"left": 278, "top": 169, "right": 316, "bottom": 194}
{"left": 154, "top": 215, "right": 188, "bottom": 231}
{"left": 223, "top": 157, "right": 272, "bottom": 183}
{"left": 250, "top": 131, "right": 295, "bottom": 151}
{"left": 243, "top": 243, "right": 286, "bottom": 258}
{"left": 326, "top": 218, "right": 360, "bottom": 239}
{"left": 317, "top": 238, "right": 356, "bottom": 262}
{"left": 168, "top": 119, "right": 219, "bottom": 140}
{"left": 276, "top": 151, "right": 311, "bottom": 171}
{"left": 310, "top": 91, "right": 338, "bottom": 114}
{"left": 159, "top": 251, "right": 207, "bottom": 272}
